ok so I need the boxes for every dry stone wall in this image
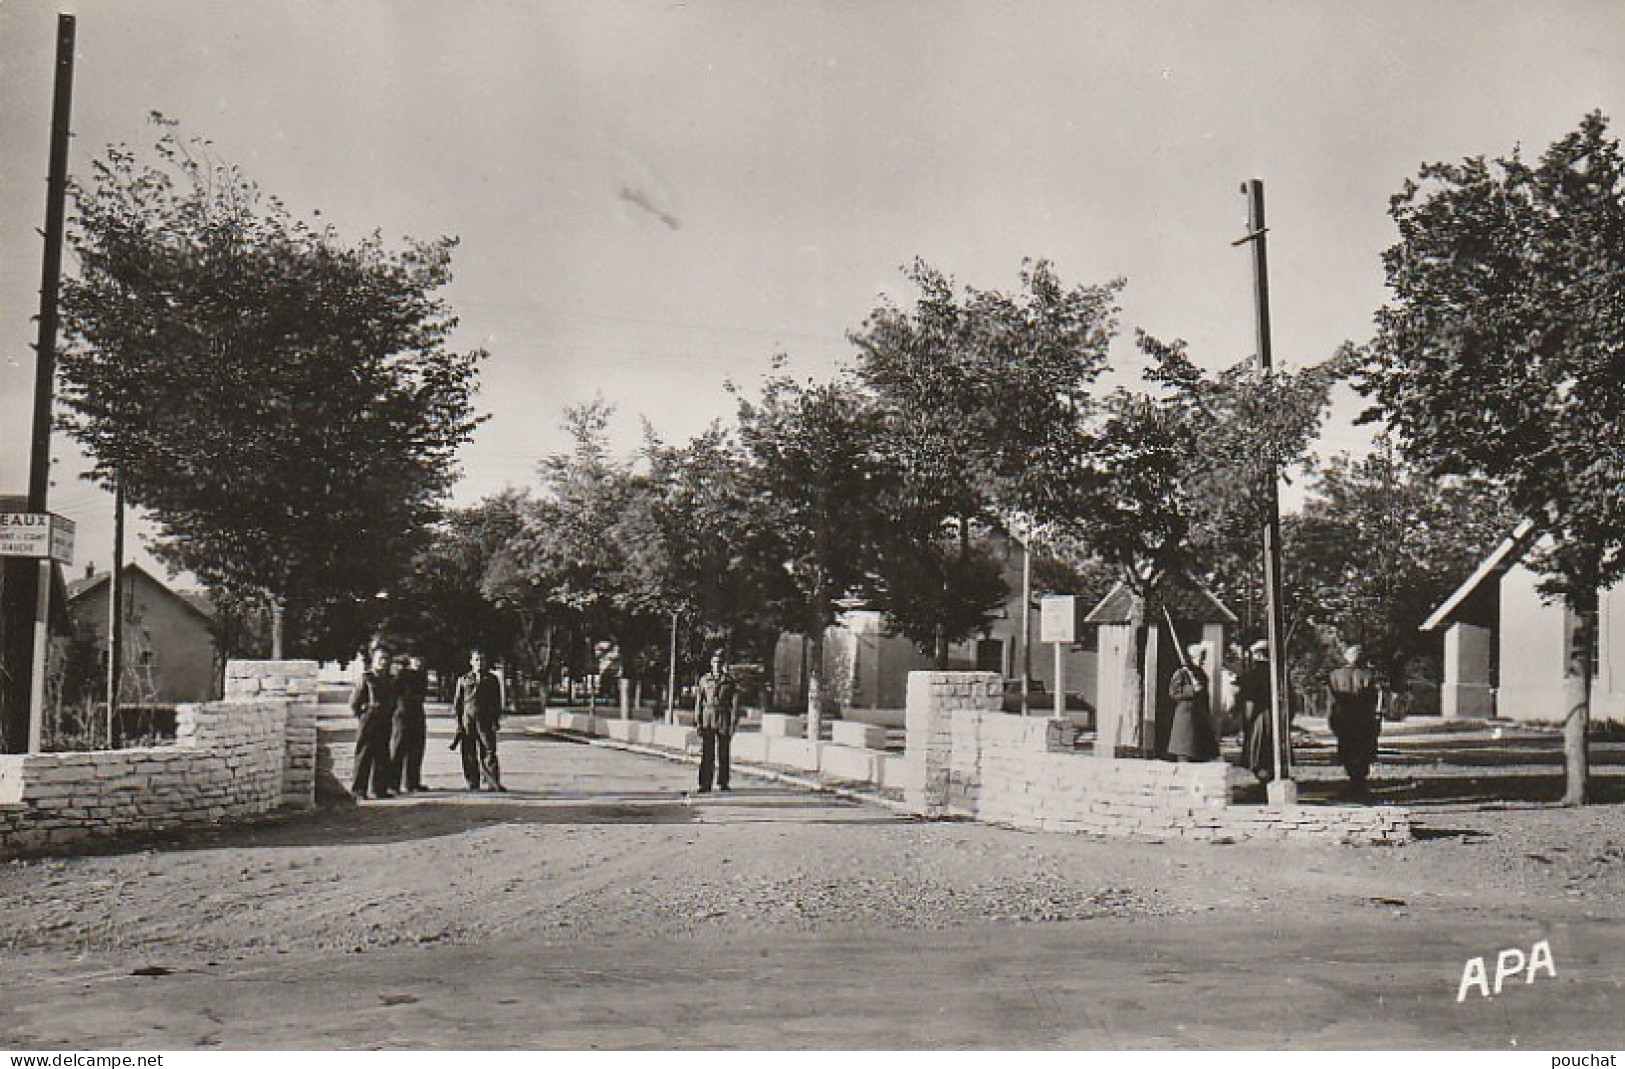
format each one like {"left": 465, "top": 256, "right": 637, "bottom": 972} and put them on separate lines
{"left": 904, "top": 671, "right": 1410, "bottom": 845}
{"left": 0, "top": 660, "right": 320, "bottom": 856}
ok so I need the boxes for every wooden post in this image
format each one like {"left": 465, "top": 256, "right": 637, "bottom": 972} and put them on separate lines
{"left": 19, "top": 16, "right": 77, "bottom": 756}
{"left": 106, "top": 482, "right": 124, "bottom": 747}
{"left": 666, "top": 611, "right": 679, "bottom": 724}
{"left": 1240, "top": 178, "right": 1296, "bottom": 803}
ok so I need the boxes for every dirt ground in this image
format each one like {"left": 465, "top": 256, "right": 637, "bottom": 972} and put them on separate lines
{"left": 0, "top": 710, "right": 1621, "bottom": 1050}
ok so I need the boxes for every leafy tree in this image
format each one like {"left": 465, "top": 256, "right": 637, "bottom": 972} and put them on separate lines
{"left": 848, "top": 259, "right": 1123, "bottom": 663}
{"left": 1054, "top": 335, "right": 1336, "bottom": 751}
{"left": 733, "top": 375, "right": 886, "bottom": 736}
{"left": 1356, "top": 111, "right": 1625, "bottom": 803}
{"left": 490, "top": 401, "right": 669, "bottom": 703}
{"left": 1287, "top": 440, "right": 1514, "bottom": 708}
{"left": 377, "top": 490, "right": 529, "bottom": 682}
{"left": 641, "top": 425, "right": 784, "bottom": 676}
{"left": 57, "top": 117, "right": 484, "bottom": 658}
{"left": 1138, "top": 334, "right": 1342, "bottom": 638}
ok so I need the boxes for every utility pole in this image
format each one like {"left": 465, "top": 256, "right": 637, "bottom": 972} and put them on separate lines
{"left": 1019, "top": 528, "right": 1032, "bottom": 716}
{"left": 1237, "top": 178, "right": 1296, "bottom": 804}
{"left": 106, "top": 483, "right": 124, "bottom": 746}
{"left": 12, "top": 15, "right": 78, "bottom": 755}
{"left": 665, "top": 611, "right": 679, "bottom": 724}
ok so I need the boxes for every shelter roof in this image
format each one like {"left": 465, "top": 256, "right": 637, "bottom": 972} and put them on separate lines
{"left": 1083, "top": 570, "right": 1238, "bottom": 626}
{"left": 1420, "top": 517, "right": 1538, "bottom": 632}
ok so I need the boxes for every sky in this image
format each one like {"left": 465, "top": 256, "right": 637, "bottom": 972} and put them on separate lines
{"left": 2, "top": 0, "right": 1623, "bottom": 584}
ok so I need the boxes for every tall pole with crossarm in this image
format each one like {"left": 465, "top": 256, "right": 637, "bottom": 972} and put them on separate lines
{"left": 1237, "top": 179, "right": 1296, "bottom": 804}
{"left": 8, "top": 15, "right": 77, "bottom": 754}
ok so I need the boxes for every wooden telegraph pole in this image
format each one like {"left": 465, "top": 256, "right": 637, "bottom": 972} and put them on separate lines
{"left": 106, "top": 484, "right": 125, "bottom": 745}
{"left": 1236, "top": 179, "right": 1296, "bottom": 804}
{"left": 14, "top": 15, "right": 79, "bottom": 755}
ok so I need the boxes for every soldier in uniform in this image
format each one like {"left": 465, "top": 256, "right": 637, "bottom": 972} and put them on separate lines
{"left": 349, "top": 646, "right": 399, "bottom": 800}
{"left": 452, "top": 649, "right": 506, "bottom": 792}
{"left": 392, "top": 654, "right": 429, "bottom": 793}
{"left": 693, "top": 650, "right": 740, "bottom": 793}
{"left": 1327, "top": 644, "right": 1382, "bottom": 793}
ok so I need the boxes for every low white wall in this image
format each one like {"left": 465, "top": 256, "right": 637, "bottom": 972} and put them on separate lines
{"left": 0, "top": 660, "right": 320, "bottom": 856}
{"left": 905, "top": 671, "right": 1410, "bottom": 845}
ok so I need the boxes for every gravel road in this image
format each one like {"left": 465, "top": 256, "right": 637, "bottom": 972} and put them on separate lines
{"left": 0, "top": 712, "right": 1620, "bottom": 1049}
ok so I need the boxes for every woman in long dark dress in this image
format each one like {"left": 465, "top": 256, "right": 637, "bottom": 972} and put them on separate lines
{"left": 1166, "top": 644, "right": 1220, "bottom": 761}
{"left": 1238, "top": 639, "right": 1276, "bottom": 781}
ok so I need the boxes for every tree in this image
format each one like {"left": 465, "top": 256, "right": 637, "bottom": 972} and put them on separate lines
{"left": 1356, "top": 111, "right": 1625, "bottom": 803}
{"left": 377, "top": 491, "right": 529, "bottom": 682}
{"left": 1136, "top": 334, "right": 1342, "bottom": 641}
{"left": 641, "top": 425, "right": 784, "bottom": 674}
{"left": 57, "top": 117, "right": 484, "bottom": 658}
{"left": 1286, "top": 440, "right": 1514, "bottom": 710}
{"left": 1054, "top": 335, "right": 1336, "bottom": 751}
{"left": 848, "top": 259, "right": 1123, "bottom": 664}
{"left": 493, "top": 400, "right": 666, "bottom": 700}
{"left": 733, "top": 374, "right": 887, "bottom": 736}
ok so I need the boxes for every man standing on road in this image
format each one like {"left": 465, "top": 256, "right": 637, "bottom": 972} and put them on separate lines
{"left": 1328, "top": 644, "right": 1382, "bottom": 794}
{"left": 350, "top": 647, "right": 399, "bottom": 800}
{"left": 693, "top": 650, "right": 740, "bottom": 793}
{"left": 453, "top": 649, "right": 506, "bottom": 792}
{"left": 392, "top": 654, "right": 429, "bottom": 793}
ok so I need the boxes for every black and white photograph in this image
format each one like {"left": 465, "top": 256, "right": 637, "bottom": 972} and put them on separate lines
{"left": 0, "top": 0, "right": 1622, "bottom": 1055}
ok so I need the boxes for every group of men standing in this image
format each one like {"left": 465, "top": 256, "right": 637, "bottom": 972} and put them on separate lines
{"left": 349, "top": 647, "right": 507, "bottom": 800}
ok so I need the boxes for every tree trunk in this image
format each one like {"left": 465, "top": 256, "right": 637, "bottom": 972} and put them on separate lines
{"left": 1114, "top": 596, "right": 1148, "bottom": 755}
{"left": 933, "top": 624, "right": 950, "bottom": 669}
{"left": 1562, "top": 595, "right": 1591, "bottom": 806}
{"left": 270, "top": 598, "right": 286, "bottom": 660}
{"left": 806, "top": 625, "right": 824, "bottom": 740}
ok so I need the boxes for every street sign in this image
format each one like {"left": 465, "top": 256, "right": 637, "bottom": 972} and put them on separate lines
{"left": 0, "top": 512, "right": 75, "bottom": 564}
{"left": 1039, "top": 595, "right": 1085, "bottom": 644}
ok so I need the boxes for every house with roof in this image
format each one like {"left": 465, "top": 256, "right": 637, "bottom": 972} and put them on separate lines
{"left": 1085, "top": 571, "right": 1239, "bottom": 754}
{"left": 1422, "top": 518, "right": 1625, "bottom": 722}
{"left": 771, "top": 529, "right": 1098, "bottom": 719}
{"left": 65, "top": 563, "right": 220, "bottom": 704}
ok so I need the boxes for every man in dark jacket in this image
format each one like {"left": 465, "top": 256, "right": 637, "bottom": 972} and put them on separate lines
{"left": 452, "top": 649, "right": 506, "bottom": 792}
{"left": 1327, "top": 644, "right": 1382, "bottom": 793}
{"left": 350, "top": 647, "right": 399, "bottom": 800}
{"left": 693, "top": 650, "right": 740, "bottom": 793}
{"left": 392, "top": 654, "right": 429, "bottom": 793}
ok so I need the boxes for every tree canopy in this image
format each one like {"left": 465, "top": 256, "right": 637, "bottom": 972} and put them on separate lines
{"left": 848, "top": 259, "right": 1123, "bottom": 662}
{"left": 1357, "top": 110, "right": 1625, "bottom": 802}
{"left": 57, "top": 117, "right": 484, "bottom": 657}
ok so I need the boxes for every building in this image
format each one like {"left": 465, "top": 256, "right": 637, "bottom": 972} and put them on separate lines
{"left": 1085, "top": 571, "right": 1237, "bottom": 754}
{"left": 771, "top": 531, "right": 1098, "bottom": 721}
{"left": 65, "top": 563, "right": 220, "bottom": 704}
{"left": 1423, "top": 518, "right": 1625, "bottom": 722}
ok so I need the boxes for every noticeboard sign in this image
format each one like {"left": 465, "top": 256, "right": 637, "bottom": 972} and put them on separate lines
{"left": 1039, "top": 595, "right": 1085, "bottom": 644}
{"left": 0, "top": 512, "right": 75, "bottom": 564}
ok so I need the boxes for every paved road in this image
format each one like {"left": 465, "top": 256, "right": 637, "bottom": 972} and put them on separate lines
{"left": 0, "top": 714, "right": 1619, "bottom": 1050}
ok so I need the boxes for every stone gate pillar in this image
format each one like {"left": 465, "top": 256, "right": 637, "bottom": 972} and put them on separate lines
{"left": 903, "top": 671, "right": 1001, "bottom": 816}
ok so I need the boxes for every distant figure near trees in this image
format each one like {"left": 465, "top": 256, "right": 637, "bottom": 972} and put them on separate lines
{"left": 1165, "top": 644, "right": 1219, "bottom": 762}
{"left": 392, "top": 654, "right": 429, "bottom": 793}
{"left": 350, "top": 647, "right": 399, "bottom": 800}
{"left": 693, "top": 651, "right": 741, "bottom": 793}
{"left": 453, "top": 649, "right": 506, "bottom": 792}
{"left": 1238, "top": 639, "right": 1276, "bottom": 782}
{"left": 1327, "top": 645, "right": 1382, "bottom": 794}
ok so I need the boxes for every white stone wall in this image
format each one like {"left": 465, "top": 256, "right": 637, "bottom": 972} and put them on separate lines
{"left": 0, "top": 660, "right": 320, "bottom": 856}
{"left": 905, "top": 670, "right": 1410, "bottom": 845}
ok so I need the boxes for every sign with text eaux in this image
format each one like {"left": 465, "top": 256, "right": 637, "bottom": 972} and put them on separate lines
{"left": 0, "top": 512, "right": 75, "bottom": 564}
